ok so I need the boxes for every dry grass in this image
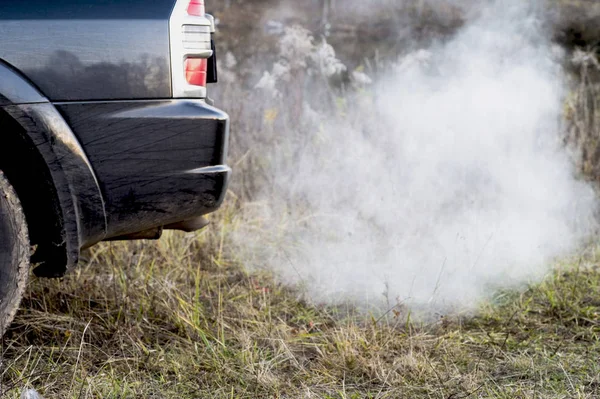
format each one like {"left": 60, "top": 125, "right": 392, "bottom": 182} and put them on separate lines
{"left": 2, "top": 2, "right": 600, "bottom": 398}
{"left": 565, "top": 48, "right": 600, "bottom": 182}
{"left": 1, "top": 200, "right": 600, "bottom": 398}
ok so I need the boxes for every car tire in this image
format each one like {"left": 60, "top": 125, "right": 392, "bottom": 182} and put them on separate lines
{"left": 0, "top": 170, "right": 29, "bottom": 336}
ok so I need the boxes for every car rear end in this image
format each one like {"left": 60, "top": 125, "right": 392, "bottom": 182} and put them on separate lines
{"left": 0, "top": 0, "right": 232, "bottom": 329}
{"left": 0, "top": 0, "right": 231, "bottom": 268}
{"left": 55, "top": 0, "right": 231, "bottom": 244}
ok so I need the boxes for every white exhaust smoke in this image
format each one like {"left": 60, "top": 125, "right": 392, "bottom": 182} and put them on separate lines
{"left": 227, "top": 0, "right": 597, "bottom": 313}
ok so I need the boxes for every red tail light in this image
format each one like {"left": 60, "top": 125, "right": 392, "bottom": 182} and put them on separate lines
{"left": 185, "top": 58, "right": 207, "bottom": 87}
{"left": 187, "top": 0, "right": 205, "bottom": 16}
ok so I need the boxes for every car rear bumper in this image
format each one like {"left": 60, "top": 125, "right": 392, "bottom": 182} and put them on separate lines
{"left": 55, "top": 99, "right": 230, "bottom": 241}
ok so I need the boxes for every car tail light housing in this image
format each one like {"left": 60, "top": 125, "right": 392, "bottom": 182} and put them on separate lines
{"left": 170, "top": 0, "right": 215, "bottom": 98}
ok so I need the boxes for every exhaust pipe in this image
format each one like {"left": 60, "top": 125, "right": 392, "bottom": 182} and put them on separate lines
{"left": 106, "top": 216, "right": 210, "bottom": 241}
{"left": 164, "top": 216, "right": 210, "bottom": 232}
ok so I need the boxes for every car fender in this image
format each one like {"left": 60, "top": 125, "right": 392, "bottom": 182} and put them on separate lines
{"left": 0, "top": 60, "right": 107, "bottom": 276}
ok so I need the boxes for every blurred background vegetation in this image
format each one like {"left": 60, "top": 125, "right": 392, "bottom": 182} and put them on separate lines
{"left": 211, "top": 0, "right": 600, "bottom": 185}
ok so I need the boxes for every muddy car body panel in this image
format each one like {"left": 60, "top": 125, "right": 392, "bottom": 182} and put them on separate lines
{"left": 0, "top": 0, "right": 229, "bottom": 277}
{"left": 56, "top": 100, "right": 230, "bottom": 240}
{"left": 0, "top": 62, "right": 107, "bottom": 276}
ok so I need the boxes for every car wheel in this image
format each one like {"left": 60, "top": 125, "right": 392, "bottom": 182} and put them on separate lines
{"left": 0, "top": 170, "right": 29, "bottom": 336}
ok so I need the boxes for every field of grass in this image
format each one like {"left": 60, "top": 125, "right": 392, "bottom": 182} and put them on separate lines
{"left": 1, "top": 199, "right": 600, "bottom": 398}
{"left": 2, "top": 1, "right": 600, "bottom": 398}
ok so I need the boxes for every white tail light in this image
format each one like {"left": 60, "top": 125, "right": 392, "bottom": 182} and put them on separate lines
{"left": 170, "top": 0, "right": 215, "bottom": 98}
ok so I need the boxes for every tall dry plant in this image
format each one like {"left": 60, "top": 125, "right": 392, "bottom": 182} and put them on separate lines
{"left": 565, "top": 49, "right": 600, "bottom": 181}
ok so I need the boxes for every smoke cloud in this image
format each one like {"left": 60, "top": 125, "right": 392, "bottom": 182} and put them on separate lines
{"left": 225, "top": 0, "right": 597, "bottom": 314}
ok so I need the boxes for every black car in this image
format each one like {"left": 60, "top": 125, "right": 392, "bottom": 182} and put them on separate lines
{"left": 0, "top": 0, "right": 230, "bottom": 334}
